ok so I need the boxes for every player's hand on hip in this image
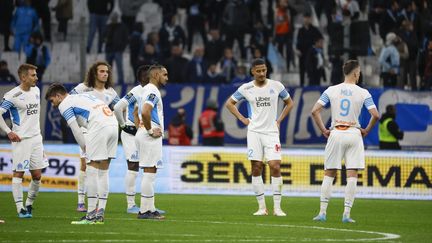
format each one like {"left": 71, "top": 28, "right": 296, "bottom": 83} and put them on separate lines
{"left": 240, "top": 117, "right": 250, "bottom": 126}
{"left": 7, "top": 132, "right": 21, "bottom": 142}
{"left": 151, "top": 127, "right": 163, "bottom": 138}
{"left": 322, "top": 129, "right": 330, "bottom": 138}
{"left": 360, "top": 128, "right": 368, "bottom": 137}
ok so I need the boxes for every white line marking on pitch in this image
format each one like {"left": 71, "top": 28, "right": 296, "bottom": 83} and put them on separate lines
{"left": 0, "top": 218, "right": 400, "bottom": 242}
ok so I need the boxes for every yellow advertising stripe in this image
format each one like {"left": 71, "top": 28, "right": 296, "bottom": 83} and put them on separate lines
{"left": 0, "top": 173, "right": 77, "bottom": 190}
{"left": 181, "top": 152, "right": 432, "bottom": 189}
{"left": 0, "top": 148, "right": 80, "bottom": 158}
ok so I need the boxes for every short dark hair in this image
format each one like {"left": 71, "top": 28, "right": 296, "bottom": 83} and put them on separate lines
{"left": 45, "top": 82, "right": 67, "bottom": 100}
{"left": 251, "top": 58, "right": 266, "bottom": 67}
{"left": 136, "top": 65, "right": 151, "bottom": 86}
{"left": 342, "top": 60, "right": 360, "bottom": 76}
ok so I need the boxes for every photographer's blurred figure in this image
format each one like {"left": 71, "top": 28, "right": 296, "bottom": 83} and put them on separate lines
{"left": 199, "top": 99, "right": 224, "bottom": 146}
{"left": 379, "top": 105, "right": 404, "bottom": 150}
{"left": 168, "top": 108, "right": 193, "bottom": 146}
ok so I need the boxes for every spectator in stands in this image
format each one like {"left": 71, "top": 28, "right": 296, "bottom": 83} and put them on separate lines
{"left": 154, "top": 0, "right": 179, "bottom": 24}
{"left": 204, "top": 63, "right": 225, "bottom": 84}
{"left": 11, "top": 0, "right": 39, "bottom": 53}
{"left": 53, "top": 0, "right": 73, "bottom": 41}
{"left": 379, "top": 105, "right": 404, "bottom": 150}
{"left": 379, "top": 32, "right": 400, "bottom": 87}
{"left": 86, "top": 0, "right": 114, "bottom": 53}
{"left": 203, "top": 0, "right": 226, "bottom": 29}
{"left": 398, "top": 0, "right": 422, "bottom": 43}
{"left": 394, "top": 30, "right": 409, "bottom": 88}
{"left": 146, "top": 31, "right": 162, "bottom": 59}
{"left": 129, "top": 22, "right": 145, "bottom": 79}
{"left": 119, "top": 0, "right": 146, "bottom": 34}
{"left": 159, "top": 14, "right": 187, "bottom": 59}
{"left": 140, "top": 44, "right": 161, "bottom": 67}
{"left": 199, "top": 99, "right": 224, "bottom": 146}
{"left": 379, "top": 0, "right": 400, "bottom": 42}
{"left": 164, "top": 45, "right": 188, "bottom": 83}
{"left": 306, "top": 35, "right": 326, "bottom": 86}
{"left": 204, "top": 29, "right": 225, "bottom": 65}
{"left": 185, "top": 0, "right": 207, "bottom": 52}
{"left": 342, "top": 0, "right": 361, "bottom": 21}
{"left": 222, "top": 0, "right": 251, "bottom": 59}
{"left": 296, "top": 12, "right": 322, "bottom": 87}
{"left": 231, "top": 65, "right": 251, "bottom": 85}
{"left": 274, "top": 0, "right": 295, "bottom": 71}
{"left": 32, "top": 0, "right": 51, "bottom": 42}
{"left": 219, "top": 48, "right": 238, "bottom": 83}
{"left": 249, "top": 20, "right": 271, "bottom": 57}
{"left": 168, "top": 108, "right": 193, "bottom": 146}
{"left": 104, "top": 12, "right": 128, "bottom": 85}
{"left": 186, "top": 47, "right": 207, "bottom": 83}
{"left": 419, "top": 38, "right": 432, "bottom": 90}
{"left": 313, "top": 0, "right": 335, "bottom": 27}
{"left": 368, "top": 0, "right": 386, "bottom": 34}
{"left": 25, "top": 32, "right": 51, "bottom": 83}
{"left": 0, "top": 0, "right": 14, "bottom": 51}
{"left": 0, "top": 60, "right": 18, "bottom": 84}
{"left": 398, "top": 20, "right": 419, "bottom": 90}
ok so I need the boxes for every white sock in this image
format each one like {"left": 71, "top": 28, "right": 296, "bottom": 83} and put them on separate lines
{"left": 97, "top": 169, "right": 109, "bottom": 211}
{"left": 252, "top": 176, "right": 266, "bottom": 210}
{"left": 344, "top": 177, "right": 358, "bottom": 217}
{"left": 25, "top": 179, "right": 41, "bottom": 207}
{"left": 140, "top": 172, "right": 156, "bottom": 213}
{"left": 319, "top": 176, "right": 335, "bottom": 215}
{"left": 12, "top": 177, "right": 23, "bottom": 213}
{"left": 77, "top": 170, "right": 86, "bottom": 204}
{"left": 271, "top": 176, "right": 283, "bottom": 210}
{"left": 125, "top": 170, "right": 138, "bottom": 208}
{"left": 86, "top": 166, "right": 98, "bottom": 213}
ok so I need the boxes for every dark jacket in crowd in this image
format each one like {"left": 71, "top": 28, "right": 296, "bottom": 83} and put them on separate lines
{"left": 87, "top": 0, "right": 114, "bottom": 15}
{"left": 105, "top": 23, "right": 129, "bottom": 52}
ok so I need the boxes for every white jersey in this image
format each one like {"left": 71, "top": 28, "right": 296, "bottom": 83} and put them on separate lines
{"left": 70, "top": 83, "right": 93, "bottom": 94}
{"left": 0, "top": 86, "right": 41, "bottom": 139}
{"left": 317, "top": 83, "right": 376, "bottom": 129}
{"left": 137, "top": 83, "right": 164, "bottom": 131}
{"left": 70, "top": 83, "right": 119, "bottom": 108}
{"left": 119, "top": 85, "right": 142, "bottom": 126}
{"left": 59, "top": 93, "right": 118, "bottom": 132}
{"left": 231, "top": 79, "right": 290, "bottom": 133}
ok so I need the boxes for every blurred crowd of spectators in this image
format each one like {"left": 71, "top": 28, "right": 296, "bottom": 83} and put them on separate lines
{"left": 0, "top": 0, "right": 431, "bottom": 90}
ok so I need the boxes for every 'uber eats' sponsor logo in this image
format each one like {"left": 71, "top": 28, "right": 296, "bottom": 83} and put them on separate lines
{"left": 255, "top": 97, "right": 270, "bottom": 107}
{"left": 26, "top": 103, "right": 38, "bottom": 115}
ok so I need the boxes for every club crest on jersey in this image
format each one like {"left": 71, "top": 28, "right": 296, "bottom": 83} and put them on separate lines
{"left": 270, "top": 89, "right": 275, "bottom": 94}
{"left": 35, "top": 94, "right": 39, "bottom": 99}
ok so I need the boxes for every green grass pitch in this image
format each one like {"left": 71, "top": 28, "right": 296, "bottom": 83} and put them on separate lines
{"left": 0, "top": 192, "right": 431, "bottom": 242}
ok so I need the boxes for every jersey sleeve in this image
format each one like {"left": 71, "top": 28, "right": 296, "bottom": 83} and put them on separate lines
{"left": 231, "top": 85, "right": 245, "bottom": 102}
{"left": 363, "top": 90, "right": 376, "bottom": 110}
{"left": 0, "top": 94, "right": 14, "bottom": 113}
{"left": 317, "top": 89, "right": 330, "bottom": 106}
{"left": 144, "top": 93, "right": 159, "bottom": 107}
{"left": 59, "top": 100, "right": 76, "bottom": 124}
{"left": 108, "top": 89, "right": 120, "bottom": 110}
{"left": 277, "top": 82, "right": 290, "bottom": 100}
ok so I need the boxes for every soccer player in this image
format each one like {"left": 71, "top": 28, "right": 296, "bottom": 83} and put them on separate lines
{"left": 311, "top": 60, "right": 379, "bottom": 223}
{"left": 45, "top": 83, "right": 118, "bottom": 224}
{"left": 70, "top": 61, "right": 119, "bottom": 212}
{"left": 113, "top": 65, "right": 148, "bottom": 213}
{"left": 0, "top": 64, "right": 48, "bottom": 218}
{"left": 225, "top": 58, "right": 294, "bottom": 216}
{"left": 135, "top": 64, "right": 168, "bottom": 220}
